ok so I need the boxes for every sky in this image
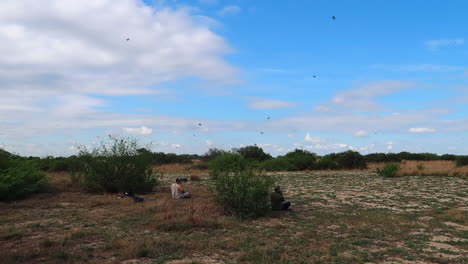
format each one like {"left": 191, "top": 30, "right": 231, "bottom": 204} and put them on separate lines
{"left": 1, "top": 0, "right": 467, "bottom": 157}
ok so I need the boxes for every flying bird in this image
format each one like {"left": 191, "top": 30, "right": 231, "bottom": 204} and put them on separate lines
{"left": 313, "top": 75, "right": 316, "bottom": 78}
{"left": 126, "top": 38, "right": 130, "bottom": 41}
{"left": 198, "top": 123, "right": 202, "bottom": 126}
{"left": 267, "top": 116, "right": 270, "bottom": 120}
{"left": 332, "top": 16, "right": 336, "bottom": 20}
{"left": 260, "top": 131, "right": 264, "bottom": 135}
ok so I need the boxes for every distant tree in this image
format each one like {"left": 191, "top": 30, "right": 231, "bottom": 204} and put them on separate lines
{"left": 234, "top": 145, "right": 272, "bottom": 162}
{"left": 202, "top": 148, "right": 229, "bottom": 161}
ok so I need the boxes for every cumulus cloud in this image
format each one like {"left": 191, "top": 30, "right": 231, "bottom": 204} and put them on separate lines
{"left": 0, "top": 0, "right": 236, "bottom": 115}
{"left": 218, "top": 5, "right": 241, "bottom": 16}
{"left": 247, "top": 98, "right": 296, "bottom": 110}
{"left": 123, "top": 126, "right": 153, "bottom": 135}
{"left": 408, "top": 127, "right": 436, "bottom": 133}
{"left": 425, "top": 38, "right": 464, "bottom": 50}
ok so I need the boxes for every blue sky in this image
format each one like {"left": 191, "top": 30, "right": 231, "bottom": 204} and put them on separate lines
{"left": 0, "top": 0, "right": 467, "bottom": 156}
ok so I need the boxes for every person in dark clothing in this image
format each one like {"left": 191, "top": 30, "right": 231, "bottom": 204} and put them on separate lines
{"left": 271, "top": 186, "right": 291, "bottom": 211}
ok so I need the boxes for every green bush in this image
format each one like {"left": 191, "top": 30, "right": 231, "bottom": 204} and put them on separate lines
{"left": 315, "top": 156, "right": 338, "bottom": 170}
{"left": 333, "top": 150, "right": 367, "bottom": 169}
{"left": 78, "top": 137, "right": 159, "bottom": 193}
{"left": 455, "top": 156, "right": 468, "bottom": 167}
{"left": 0, "top": 161, "right": 47, "bottom": 200}
{"left": 209, "top": 153, "right": 252, "bottom": 175}
{"left": 376, "top": 163, "right": 400, "bottom": 178}
{"left": 283, "top": 149, "right": 317, "bottom": 170}
{"left": 210, "top": 155, "right": 275, "bottom": 218}
{"left": 260, "top": 156, "right": 295, "bottom": 171}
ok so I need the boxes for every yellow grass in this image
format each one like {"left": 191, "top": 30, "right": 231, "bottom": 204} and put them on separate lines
{"left": 367, "top": 160, "right": 468, "bottom": 176}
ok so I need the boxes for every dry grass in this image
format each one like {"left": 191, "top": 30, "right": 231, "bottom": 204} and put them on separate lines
{"left": 2, "top": 170, "right": 468, "bottom": 263}
{"left": 368, "top": 160, "right": 468, "bottom": 177}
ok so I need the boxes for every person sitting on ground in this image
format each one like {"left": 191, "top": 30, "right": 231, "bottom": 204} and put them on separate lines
{"left": 271, "top": 186, "right": 291, "bottom": 211}
{"left": 171, "top": 178, "right": 190, "bottom": 199}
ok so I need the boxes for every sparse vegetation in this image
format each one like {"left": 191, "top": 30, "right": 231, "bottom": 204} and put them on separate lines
{"left": 376, "top": 163, "right": 400, "bottom": 178}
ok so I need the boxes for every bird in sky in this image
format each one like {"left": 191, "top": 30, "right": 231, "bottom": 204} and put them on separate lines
{"left": 260, "top": 131, "right": 264, "bottom": 135}
{"left": 313, "top": 75, "right": 316, "bottom": 78}
{"left": 332, "top": 16, "right": 336, "bottom": 20}
{"left": 198, "top": 123, "right": 202, "bottom": 126}
{"left": 126, "top": 38, "right": 130, "bottom": 41}
{"left": 267, "top": 116, "right": 270, "bottom": 120}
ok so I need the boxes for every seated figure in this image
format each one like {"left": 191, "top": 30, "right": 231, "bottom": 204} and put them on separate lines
{"left": 171, "top": 178, "right": 190, "bottom": 199}
{"left": 271, "top": 186, "right": 291, "bottom": 211}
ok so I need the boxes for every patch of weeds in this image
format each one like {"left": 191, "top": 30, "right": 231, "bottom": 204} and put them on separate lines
{"left": 2, "top": 231, "right": 22, "bottom": 240}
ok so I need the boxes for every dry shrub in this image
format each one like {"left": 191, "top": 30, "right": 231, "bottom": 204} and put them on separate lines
{"left": 368, "top": 160, "right": 468, "bottom": 177}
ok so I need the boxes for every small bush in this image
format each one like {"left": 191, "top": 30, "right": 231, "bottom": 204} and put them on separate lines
{"left": 376, "top": 163, "right": 400, "bottom": 178}
{"left": 455, "top": 156, "right": 468, "bottom": 167}
{"left": 210, "top": 155, "right": 275, "bottom": 218}
{"left": 77, "top": 136, "right": 159, "bottom": 193}
{"left": 0, "top": 161, "right": 47, "bottom": 200}
{"left": 209, "top": 153, "right": 251, "bottom": 175}
{"left": 416, "top": 163, "right": 424, "bottom": 170}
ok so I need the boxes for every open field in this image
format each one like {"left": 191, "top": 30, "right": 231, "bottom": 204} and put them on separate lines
{"left": 1, "top": 170, "right": 468, "bottom": 263}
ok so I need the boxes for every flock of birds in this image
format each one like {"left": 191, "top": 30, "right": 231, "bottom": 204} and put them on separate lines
{"left": 123, "top": 15, "right": 337, "bottom": 147}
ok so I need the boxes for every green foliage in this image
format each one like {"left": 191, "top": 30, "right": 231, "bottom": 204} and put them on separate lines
{"left": 77, "top": 136, "right": 159, "bottom": 193}
{"left": 209, "top": 153, "right": 252, "bottom": 175}
{"left": 376, "top": 163, "right": 400, "bottom": 178}
{"left": 315, "top": 156, "right": 338, "bottom": 170}
{"left": 455, "top": 156, "right": 468, "bottom": 167}
{"left": 283, "top": 149, "right": 317, "bottom": 170}
{"left": 202, "top": 148, "right": 229, "bottom": 162}
{"left": 0, "top": 160, "right": 47, "bottom": 200}
{"left": 332, "top": 150, "right": 367, "bottom": 169}
{"left": 234, "top": 145, "right": 272, "bottom": 162}
{"left": 260, "top": 156, "right": 295, "bottom": 171}
{"left": 416, "top": 163, "right": 424, "bottom": 170}
{"left": 210, "top": 155, "right": 275, "bottom": 218}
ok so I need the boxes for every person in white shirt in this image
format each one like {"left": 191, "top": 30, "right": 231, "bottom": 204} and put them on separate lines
{"left": 171, "top": 178, "right": 190, "bottom": 199}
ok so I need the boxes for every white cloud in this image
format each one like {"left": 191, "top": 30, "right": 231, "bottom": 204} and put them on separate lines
{"left": 425, "top": 38, "right": 464, "bottom": 50}
{"left": 247, "top": 98, "right": 296, "bottom": 110}
{"left": 408, "top": 127, "right": 436, "bottom": 133}
{"left": 123, "top": 126, "right": 153, "bottom": 135}
{"left": 353, "top": 130, "right": 368, "bottom": 137}
{"left": 330, "top": 80, "right": 414, "bottom": 111}
{"left": 0, "top": 0, "right": 236, "bottom": 117}
{"left": 304, "top": 133, "right": 322, "bottom": 143}
{"left": 218, "top": 5, "right": 241, "bottom": 16}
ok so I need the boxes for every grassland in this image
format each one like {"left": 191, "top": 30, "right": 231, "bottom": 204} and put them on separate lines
{"left": 1, "top": 167, "right": 468, "bottom": 263}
